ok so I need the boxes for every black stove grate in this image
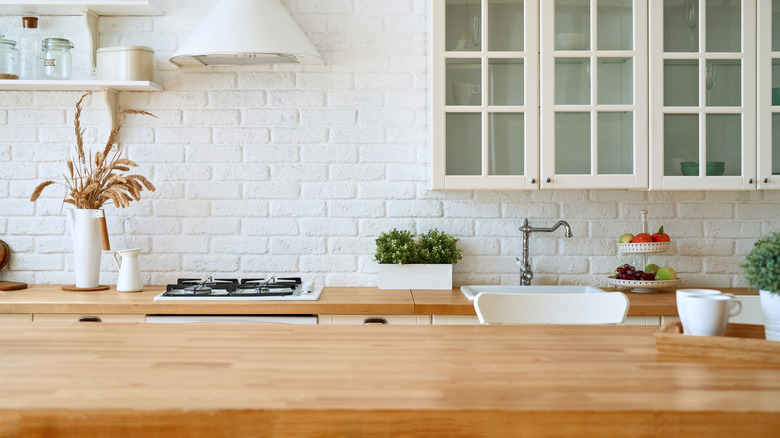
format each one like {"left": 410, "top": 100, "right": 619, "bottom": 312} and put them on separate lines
{"left": 163, "top": 277, "right": 302, "bottom": 297}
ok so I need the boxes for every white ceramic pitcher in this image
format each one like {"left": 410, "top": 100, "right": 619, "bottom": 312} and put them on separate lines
{"left": 66, "top": 209, "right": 102, "bottom": 288}
{"left": 113, "top": 248, "right": 143, "bottom": 292}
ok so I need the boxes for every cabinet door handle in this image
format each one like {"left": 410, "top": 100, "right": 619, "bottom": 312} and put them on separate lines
{"left": 78, "top": 316, "right": 102, "bottom": 322}
{"left": 363, "top": 317, "right": 388, "bottom": 325}
{"left": 763, "top": 177, "right": 769, "bottom": 184}
{"left": 748, "top": 178, "right": 754, "bottom": 184}
{"left": 530, "top": 178, "right": 536, "bottom": 184}
{"left": 545, "top": 177, "right": 551, "bottom": 183}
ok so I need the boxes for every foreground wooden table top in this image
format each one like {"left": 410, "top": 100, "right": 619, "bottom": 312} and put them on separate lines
{"left": 0, "top": 323, "right": 778, "bottom": 437}
{"left": 0, "top": 284, "right": 758, "bottom": 316}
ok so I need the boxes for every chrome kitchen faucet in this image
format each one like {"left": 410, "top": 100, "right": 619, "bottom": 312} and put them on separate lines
{"left": 517, "top": 218, "right": 573, "bottom": 285}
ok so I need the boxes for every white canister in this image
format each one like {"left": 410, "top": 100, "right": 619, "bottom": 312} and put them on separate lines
{"left": 96, "top": 46, "right": 154, "bottom": 81}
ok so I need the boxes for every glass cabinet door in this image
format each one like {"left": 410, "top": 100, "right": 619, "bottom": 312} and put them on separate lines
{"left": 758, "top": 0, "right": 780, "bottom": 189}
{"left": 540, "top": 0, "right": 648, "bottom": 189}
{"left": 433, "top": 0, "right": 539, "bottom": 189}
{"left": 649, "top": 0, "right": 756, "bottom": 189}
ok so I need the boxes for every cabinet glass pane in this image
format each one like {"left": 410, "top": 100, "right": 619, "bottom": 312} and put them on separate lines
{"left": 446, "top": 0, "right": 482, "bottom": 51}
{"left": 773, "top": 114, "right": 780, "bottom": 175}
{"left": 664, "top": 0, "right": 699, "bottom": 52}
{"left": 706, "top": 114, "right": 741, "bottom": 176}
{"left": 705, "top": 0, "right": 740, "bottom": 53}
{"left": 664, "top": 114, "right": 699, "bottom": 176}
{"left": 447, "top": 59, "right": 482, "bottom": 106}
{"left": 556, "top": 58, "right": 590, "bottom": 105}
{"left": 556, "top": 112, "right": 591, "bottom": 174}
{"left": 489, "top": 59, "right": 524, "bottom": 105}
{"left": 664, "top": 59, "right": 698, "bottom": 106}
{"left": 597, "top": 0, "right": 633, "bottom": 50}
{"left": 489, "top": 113, "right": 524, "bottom": 175}
{"left": 706, "top": 59, "right": 740, "bottom": 107}
{"left": 555, "top": 0, "right": 590, "bottom": 51}
{"left": 598, "top": 112, "right": 633, "bottom": 174}
{"left": 446, "top": 113, "right": 481, "bottom": 175}
{"left": 773, "top": 59, "right": 780, "bottom": 99}
{"left": 774, "top": 0, "right": 780, "bottom": 51}
{"left": 489, "top": 0, "right": 524, "bottom": 51}
{"left": 598, "top": 58, "right": 633, "bottom": 105}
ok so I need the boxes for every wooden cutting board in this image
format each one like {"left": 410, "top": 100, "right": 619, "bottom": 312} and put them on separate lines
{"left": 0, "top": 281, "right": 28, "bottom": 291}
{"left": 0, "top": 239, "right": 28, "bottom": 291}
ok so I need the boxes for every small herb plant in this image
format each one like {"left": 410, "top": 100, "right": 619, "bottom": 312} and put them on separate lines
{"left": 374, "top": 228, "right": 462, "bottom": 265}
{"left": 742, "top": 232, "right": 780, "bottom": 294}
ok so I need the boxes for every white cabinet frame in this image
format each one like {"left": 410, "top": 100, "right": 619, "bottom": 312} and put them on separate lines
{"left": 540, "top": 0, "right": 649, "bottom": 189}
{"left": 649, "top": 0, "right": 757, "bottom": 190}
{"left": 432, "top": 0, "right": 540, "bottom": 190}
{"left": 757, "top": 0, "right": 779, "bottom": 190}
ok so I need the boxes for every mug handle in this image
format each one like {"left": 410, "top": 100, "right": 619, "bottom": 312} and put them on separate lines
{"left": 729, "top": 298, "right": 742, "bottom": 317}
{"left": 113, "top": 251, "right": 121, "bottom": 269}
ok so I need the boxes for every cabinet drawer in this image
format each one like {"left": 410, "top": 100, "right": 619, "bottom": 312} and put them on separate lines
{"left": 33, "top": 314, "right": 146, "bottom": 323}
{"left": 432, "top": 315, "right": 481, "bottom": 325}
{"left": 319, "top": 315, "right": 431, "bottom": 325}
{"left": 0, "top": 314, "right": 33, "bottom": 322}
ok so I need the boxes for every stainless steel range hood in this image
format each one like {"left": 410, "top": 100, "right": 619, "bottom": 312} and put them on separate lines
{"left": 169, "top": 0, "right": 322, "bottom": 67}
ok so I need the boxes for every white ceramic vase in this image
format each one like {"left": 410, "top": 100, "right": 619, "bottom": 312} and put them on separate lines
{"left": 760, "top": 290, "right": 780, "bottom": 341}
{"left": 66, "top": 209, "right": 102, "bottom": 288}
{"left": 377, "top": 264, "right": 453, "bottom": 290}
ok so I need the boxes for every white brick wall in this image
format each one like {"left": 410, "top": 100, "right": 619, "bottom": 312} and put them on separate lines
{"left": 1, "top": 0, "right": 780, "bottom": 290}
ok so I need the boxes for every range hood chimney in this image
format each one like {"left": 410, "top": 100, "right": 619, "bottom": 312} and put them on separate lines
{"left": 169, "top": 0, "right": 322, "bottom": 67}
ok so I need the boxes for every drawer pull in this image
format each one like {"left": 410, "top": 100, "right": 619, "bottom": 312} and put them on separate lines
{"left": 363, "top": 317, "right": 388, "bottom": 325}
{"left": 78, "top": 316, "right": 102, "bottom": 322}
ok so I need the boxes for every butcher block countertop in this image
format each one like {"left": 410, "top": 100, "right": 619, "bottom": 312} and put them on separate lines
{"left": 0, "top": 322, "right": 778, "bottom": 437}
{"left": 0, "top": 285, "right": 757, "bottom": 316}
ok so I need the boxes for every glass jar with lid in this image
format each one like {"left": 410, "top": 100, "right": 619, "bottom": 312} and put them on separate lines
{"left": 41, "top": 37, "right": 73, "bottom": 80}
{"left": 0, "top": 35, "right": 20, "bottom": 79}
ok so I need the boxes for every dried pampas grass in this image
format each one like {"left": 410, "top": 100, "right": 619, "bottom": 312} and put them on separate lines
{"left": 30, "top": 92, "right": 157, "bottom": 209}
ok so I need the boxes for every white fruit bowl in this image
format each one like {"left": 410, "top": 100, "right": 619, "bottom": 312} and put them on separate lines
{"left": 617, "top": 241, "right": 671, "bottom": 253}
{"left": 607, "top": 276, "right": 681, "bottom": 293}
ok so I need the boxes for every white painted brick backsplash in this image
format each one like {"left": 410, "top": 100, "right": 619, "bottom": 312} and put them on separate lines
{"left": 2, "top": 0, "right": 779, "bottom": 287}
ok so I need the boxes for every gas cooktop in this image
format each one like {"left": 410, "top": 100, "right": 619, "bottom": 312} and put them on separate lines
{"left": 154, "top": 277, "right": 321, "bottom": 301}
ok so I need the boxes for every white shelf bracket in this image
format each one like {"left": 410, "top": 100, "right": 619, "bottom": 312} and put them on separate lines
{"left": 82, "top": 9, "right": 99, "bottom": 75}
{"left": 103, "top": 88, "right": 119, "bottom": 150}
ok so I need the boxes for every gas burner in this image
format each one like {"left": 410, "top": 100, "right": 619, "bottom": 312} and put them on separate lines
{"left": 157, "top": 276, "right": 319, "bottom": 300}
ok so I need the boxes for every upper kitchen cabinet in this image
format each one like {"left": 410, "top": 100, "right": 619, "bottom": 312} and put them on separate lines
{"left": 432, "top": 0, "right": 540, "bottom": 190}
{"left": 540, "top": 0, "right": 648, "bottom": 189}
{"left": 757, "top": 0, "right": 780, "bottom": 189}
{"left": 649, "top": 0, "right": 757, "bottom": 189}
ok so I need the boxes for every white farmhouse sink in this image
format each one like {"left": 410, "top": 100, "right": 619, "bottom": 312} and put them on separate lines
{"left": 460, "top": 285, "right": 607, "bottom": 301}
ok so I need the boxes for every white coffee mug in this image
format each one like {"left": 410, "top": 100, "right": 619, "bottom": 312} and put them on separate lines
{"left": 676, "top": 289, "right": 723, "bottom": 335}
{"left": 452, "top": 83, "right": 481, "bottom": 105}
{"left": 684, "top": 294, "right": 742, "bottom": 336}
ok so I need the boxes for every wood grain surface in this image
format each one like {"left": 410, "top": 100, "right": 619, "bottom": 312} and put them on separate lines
{"left": 0, "top": 285, "right": 759, "bottom": 316}
{"left": 0, "top": 323, "right": 778, "bottom": 437}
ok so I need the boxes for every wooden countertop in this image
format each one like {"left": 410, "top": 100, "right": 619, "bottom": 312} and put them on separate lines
{"left": 0, "top": 284, "right": 758, "bottom": 316}
{"left": 0, "top": 322, "right": 778, "bottom": 437}
{"left": 0, "top": 285, "right": 414, "bottom": 315}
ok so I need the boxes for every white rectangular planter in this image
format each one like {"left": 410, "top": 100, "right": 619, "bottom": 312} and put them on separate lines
{"left": 377, "top": 264, "right": 453, "bottom": 290}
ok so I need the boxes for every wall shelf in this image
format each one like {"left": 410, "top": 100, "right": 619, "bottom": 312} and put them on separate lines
{"left": 0, "top": 1, "right": 161, "bottom": 16}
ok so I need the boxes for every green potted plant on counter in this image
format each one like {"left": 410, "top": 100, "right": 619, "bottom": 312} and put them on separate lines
{"left": 374, "top": 228, "right": 463, "bottom": 290}
{"left": 742, "top": 232, "right": 780, "bottom": 341}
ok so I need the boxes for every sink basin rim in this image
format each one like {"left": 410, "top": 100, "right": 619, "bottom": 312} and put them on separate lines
{"left": 460, "top": 285, "right": 607, "bottom": 301}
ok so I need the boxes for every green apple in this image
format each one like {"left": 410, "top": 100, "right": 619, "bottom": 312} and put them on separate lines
{"left": 644, "top": 264, "right": 660, "bottom": 274}
{"left": 619, "top": 233, "right": 634, "bottom": 243}
{"left": 655, "top": 267, "right": 677, "bottom": 281}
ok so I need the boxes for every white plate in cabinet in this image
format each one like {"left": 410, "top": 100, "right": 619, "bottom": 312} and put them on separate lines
{"left": 319, "top": 315, "right": 431, "bottom": 325}
{"left": 33, "top": 314, "right": 146, "bottom": 323}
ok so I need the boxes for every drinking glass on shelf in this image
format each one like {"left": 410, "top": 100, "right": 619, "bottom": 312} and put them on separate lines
{"left": 706, "top": 61, "right": 717, "bottom": 106}
{"left": 683, "top": 0, "right": 697, "bottom": 51}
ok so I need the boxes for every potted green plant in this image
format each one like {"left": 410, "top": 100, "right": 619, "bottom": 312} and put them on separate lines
{"left": 741, "top": 232, "right": 780, "bottom": 341}
{"left": 374, "top": 229, "right": 463, "bottom": 290}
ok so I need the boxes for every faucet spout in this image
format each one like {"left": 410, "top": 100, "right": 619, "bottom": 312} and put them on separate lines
{"left": 517, "top": 219, "right": 573, "bottom": 285}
